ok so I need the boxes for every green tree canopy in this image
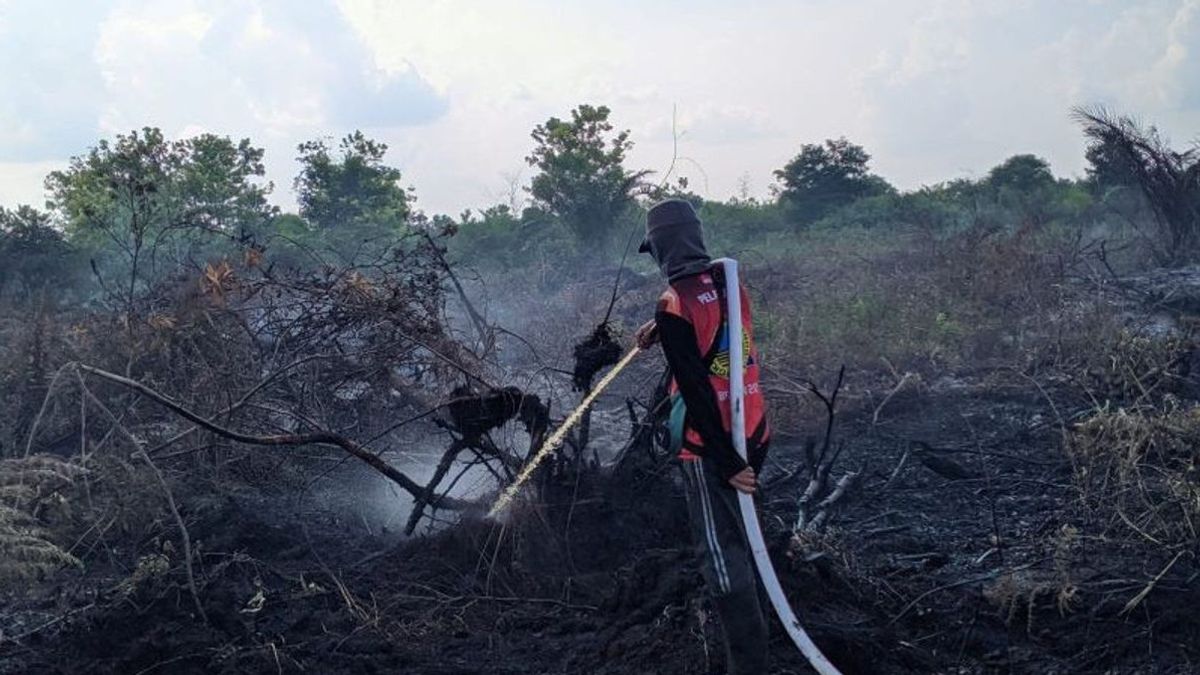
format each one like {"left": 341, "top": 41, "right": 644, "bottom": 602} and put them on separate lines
{"left": 985, "top": 154, "right": 1055, "bottom": 194}
{"left": 773, "top": 137, "right": 893, "bottom": 226}
{"left": 988, "top": 152, "right": 1094, "bottom": 225}
{"left": 526, "top": 104, "right": 646, "bottom": 246}
{"left": 294, "top": 131, "right": 410, "bottom": 233}
{"left": 46, "top": 128, "right": 275, "bottom": 302}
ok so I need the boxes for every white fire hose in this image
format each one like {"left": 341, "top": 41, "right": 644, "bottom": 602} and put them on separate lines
{"left": 716, "top": 257, "right": 843, "bottom": 675}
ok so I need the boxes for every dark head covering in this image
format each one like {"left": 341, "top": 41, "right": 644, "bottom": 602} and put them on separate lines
{"left": 640, "top": 199, "right": 711, "bottom": 281}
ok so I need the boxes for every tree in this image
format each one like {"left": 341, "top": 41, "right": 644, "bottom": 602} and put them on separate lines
{"left": 46, "top": 128, "right": 275, "bottom": 307}
{"left": 294, "top": 131, "right": 410, "bottom": 233}
{"left": 984, "top": 154, "right": 1063, "bottom": 226}
{"left": 526, "top": 104, "right": 646, "bottom": 246}
{"left": 1085, "top": 133, "right": 1141, "bottom": 193}
{"left": 0, "top": 206, "right": 78, "bottom": 300}
{"left": 986, "top": 154, "right": 1055, "bottom": 194}
{"left": 177, "top": 135, "right": 275, "bottom": 232}
{"left": 1074, "top": 107, "right": 1200, "bottom": 264}
{"left": 774, "top": 138, "right": 893, "bottom": 226}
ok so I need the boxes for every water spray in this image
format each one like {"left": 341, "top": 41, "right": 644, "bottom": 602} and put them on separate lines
{"left": 716, "top": 257, "right": 843, "bottom": 675}
{"left": 487, "top": 346, "right": 641, "bottom": 518}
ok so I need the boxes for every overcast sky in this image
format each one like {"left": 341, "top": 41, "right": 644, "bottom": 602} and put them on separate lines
{"left": 1, "top": 0, "right": 1198, "bottom": 216}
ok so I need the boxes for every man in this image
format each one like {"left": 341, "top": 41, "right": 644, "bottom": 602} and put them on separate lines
{"left": 634, "top": 198, "right": 771, "bottom": 675}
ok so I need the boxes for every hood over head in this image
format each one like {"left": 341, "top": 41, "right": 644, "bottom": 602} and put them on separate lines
{"left": 640, "top": 199, "right": 711, "bottom": 281}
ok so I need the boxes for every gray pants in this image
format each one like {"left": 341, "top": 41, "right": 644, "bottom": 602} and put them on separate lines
{"left": 680, "top": 458, "right": 769, "bottom": 675}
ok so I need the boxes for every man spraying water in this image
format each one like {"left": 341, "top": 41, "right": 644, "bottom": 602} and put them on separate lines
{"left": 635, "top": 199, "right": 840, "bottom": 675}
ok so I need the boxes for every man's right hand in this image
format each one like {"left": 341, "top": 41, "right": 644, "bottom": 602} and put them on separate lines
{"left": 634, "top": 319, "right": 659, "bottom": 350}
{"left": 728, "top": 466, "right": 757, "bottom": 494}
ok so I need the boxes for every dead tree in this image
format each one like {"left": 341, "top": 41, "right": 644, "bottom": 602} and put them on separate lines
{"left": 9, "top": 234, "right": 548, "bottom": 535}
{"left": 792, "top": 366, "right": 863, "bottom": 533}
{"left": 16, "top": 227, "right": 644, "bottom": 539}
{"left": 1073, "top": 106, "right": 1200, "bottom": 265}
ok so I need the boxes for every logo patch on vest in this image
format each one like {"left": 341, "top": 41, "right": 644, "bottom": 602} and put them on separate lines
{"left": 709, "top": 322, "right": 754, "bottom": 378}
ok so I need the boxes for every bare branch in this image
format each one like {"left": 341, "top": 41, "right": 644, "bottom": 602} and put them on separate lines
{"left": 75, "top": 363, "right": 470, "bottom": 511}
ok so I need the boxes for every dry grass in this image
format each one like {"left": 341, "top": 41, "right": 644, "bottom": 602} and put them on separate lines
{"left": 1077, "top": 329, "right": 1194, "bottom": 404}
{"left": 751, "top": 222, "right": 1102, "bottom": 385}
{"left": 981, "top": 525, "right": 1081, "bottom": 633}
{"left": 1069, "top": 401, "right": 1200, "bottom": 549}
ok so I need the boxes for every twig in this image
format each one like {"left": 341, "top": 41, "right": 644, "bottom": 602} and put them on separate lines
{"left": 74, "top": 370, "right": 208, "bottom": 624}
{"left": 1121, "top": 551, "right": 1185, "bottom": 615}
{"left": 873, "top": 372, "right": 917, "bottom": 425}
{"left": 890, "top": 560, "right": 1042, "bottom": 625}
{"left": 882, "top": 447, "right": 911, "bottom": 491}
{"left": 22, "top": 363, "right": 74, "bottom": 457}
{"left": 144, "top": 352, "right": 341, "bottom": 456}
{"left": 421, "top": 230, "right": 492, "bottom": 349}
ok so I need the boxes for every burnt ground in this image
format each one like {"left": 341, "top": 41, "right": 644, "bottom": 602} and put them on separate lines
{"left": 2, "top": 367, "right": 1199, "bottom": 674}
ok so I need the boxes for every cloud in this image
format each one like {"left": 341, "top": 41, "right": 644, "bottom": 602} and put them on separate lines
{"left": 858, "top": 0, "right": 1200, "bottom": 186}
{"left": 1158, "top": 0, "right": 1200, "bottom": 109}
{"left": 0, "top": 1, "right": 109, "bottom": 161}
{"left": 0, "top": 0, "right": 446, "bottom": 163}
{"left": 96, "top": 0, "right": 446, "bottom": 138}
{"left": 642, "top": 104, "right": 780, "bottom": 146}
{"left": 2, "top": 0, "right": 1199, "bottom": 215}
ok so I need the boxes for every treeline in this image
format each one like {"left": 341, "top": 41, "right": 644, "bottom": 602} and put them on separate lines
{"left": 449, "top": 105, "right": 1195, "bottom": 272}
{"left": 1, "top": 104, "right": 1196, "bottom": 308}
{"left": 0, "top": 128, "right": 422, "bottom": 308}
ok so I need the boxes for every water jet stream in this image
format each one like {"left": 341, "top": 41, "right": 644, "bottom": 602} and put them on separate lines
{"left": 487, "top": 346, "right": 641, "bottom": 517}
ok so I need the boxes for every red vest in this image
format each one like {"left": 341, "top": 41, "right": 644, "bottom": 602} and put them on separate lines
{"left": 658, "top": 267, "right": 770, "bottom": 461}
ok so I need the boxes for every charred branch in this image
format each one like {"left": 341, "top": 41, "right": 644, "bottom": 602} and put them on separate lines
{"left": 75, "top": 363, "right": 471, "bottom": 512}
{"left": 791, "top": 366, "right": 862, "bottom": 533}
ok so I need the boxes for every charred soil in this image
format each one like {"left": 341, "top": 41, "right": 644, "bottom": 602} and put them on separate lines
{"left": 3, "top": 369, "right": 1199, "bottom": 674}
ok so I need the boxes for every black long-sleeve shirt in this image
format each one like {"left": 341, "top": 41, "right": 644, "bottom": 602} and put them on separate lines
{"left": 655, "top": 311, "right": 748, "bottom": 481}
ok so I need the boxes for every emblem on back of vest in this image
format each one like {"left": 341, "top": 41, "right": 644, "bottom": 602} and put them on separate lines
{"left": 709, "top": 324, "right": 753, "bottom": 378}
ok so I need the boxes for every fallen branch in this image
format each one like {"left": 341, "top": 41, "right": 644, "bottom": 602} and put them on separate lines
{"left": 75, "top": 363, "right": 469, "bottom": 511}
{"left": 0, "top": 602, "right": 97, "bottom": 645}
{"left": 806, "top": 468, "right": 863, "bottom": 531}
{"left": 405, "top": 438, "right": 468, "bottom": 535}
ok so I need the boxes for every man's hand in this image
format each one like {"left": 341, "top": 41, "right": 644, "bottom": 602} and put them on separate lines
{"left": 634, "top": 319, "right": 659, "bottom": 350}
{"left": 728, "top": 466, "right": 757, "bottom": 494}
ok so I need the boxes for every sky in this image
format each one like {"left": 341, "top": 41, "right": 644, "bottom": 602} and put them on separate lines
{"left": 1, "top": 0, "right": 1198, "bottom": 216}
